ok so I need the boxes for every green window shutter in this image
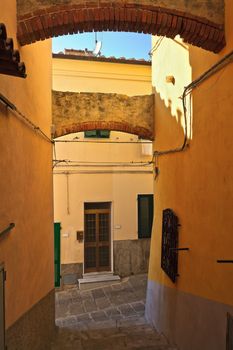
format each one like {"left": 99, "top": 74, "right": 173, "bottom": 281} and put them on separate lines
{"left": 84, "top": 130, "right": 110, "bottom": 138}
{"left": 84, "top": 130, "right": 97, "bottom": 138}
{"left": 54, "top": 223, "right": 61, "bottom": 287}
{"left": 138, "top": 194, "right": 154, "bottom": 239}
{"left": 99, "top": 130, "right": 110, "bottom": 138}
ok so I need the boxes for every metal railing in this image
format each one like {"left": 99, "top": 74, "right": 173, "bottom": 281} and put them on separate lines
{"left": 0, "top": 223, "right": 15, "bottom": 238}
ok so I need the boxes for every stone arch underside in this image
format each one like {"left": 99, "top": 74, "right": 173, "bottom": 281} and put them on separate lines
{"left": 17, "top": 0, "right": 225, "bottom": 53}
{"left": 52, "top": 91, "right": 154, "bottom": 140}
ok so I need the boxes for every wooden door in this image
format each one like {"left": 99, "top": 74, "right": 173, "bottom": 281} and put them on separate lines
{"left": 84, "top": 208, "right": 111, "bottom": 273}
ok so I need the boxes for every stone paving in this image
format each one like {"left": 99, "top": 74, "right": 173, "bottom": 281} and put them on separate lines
{"left": 55, "top": 274, "right": 147, "bottom": 328}
{"left": 51, "top": 274, "right": 177, "bottom": 350}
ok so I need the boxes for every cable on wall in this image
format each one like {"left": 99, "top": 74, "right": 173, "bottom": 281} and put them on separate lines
{"left": 54, "top": 170, "right": 153, "bottom": 175}
{"left": 53, "top": 160, "right": 153, "bottom": 168}
{"left": 149, "top": 37, "right": 164, "bottom": 57}
{"left": 66, "top": 173, "right": 70, "bottom": 215}
{"left": 153, "top": 49, "right": 233, "bottom": 158}
{"left": 0, "top": 93, "right": 53, "bottom": 144}
{"left": 54, "top": 139, "right": 152, "bottom": 144}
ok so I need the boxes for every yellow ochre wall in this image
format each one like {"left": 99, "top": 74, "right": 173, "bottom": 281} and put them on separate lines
{"left": 147, "top": 0, "right": 233, "bottom": 348}
{"left": 0, "top": 1, "right": 53, "bottom": 329}
{"left": 52, "top": 57, "right": 152, "bottom": 96}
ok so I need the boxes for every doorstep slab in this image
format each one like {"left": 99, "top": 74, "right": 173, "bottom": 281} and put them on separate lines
{"left": 78, "top": 274, "right": 120, "bottom": 290}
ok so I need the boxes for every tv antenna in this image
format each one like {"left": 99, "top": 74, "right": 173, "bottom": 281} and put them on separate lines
{"left": 93, "top": 32, "right": 102, "bottom": 56}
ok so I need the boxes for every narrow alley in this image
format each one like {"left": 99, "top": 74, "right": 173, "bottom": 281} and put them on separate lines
{"left": 51, "top": 274, "right": 176, "bottom": 350}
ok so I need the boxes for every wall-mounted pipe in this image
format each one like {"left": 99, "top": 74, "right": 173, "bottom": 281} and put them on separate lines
{"left": 154, "top": 50, "right": 233, "bottom": 157}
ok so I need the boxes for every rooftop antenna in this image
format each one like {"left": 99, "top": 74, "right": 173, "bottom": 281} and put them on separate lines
{"left": 93, "top": 32, "right": 102, "bottom": 56}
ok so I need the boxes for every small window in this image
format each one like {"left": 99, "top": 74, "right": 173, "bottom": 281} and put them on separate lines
{"left": 138, "top": 194, "right": 154, "bottom": 239}
{"left": 84, "top": 130, "right": 110, "bottom": 138}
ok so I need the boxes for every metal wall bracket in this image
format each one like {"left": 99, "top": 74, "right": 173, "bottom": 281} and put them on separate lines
{"left": 170, "top": 248, "right": 190, "bottom": 251}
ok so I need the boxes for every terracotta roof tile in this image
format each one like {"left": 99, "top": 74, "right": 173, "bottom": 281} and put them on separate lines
{"left": 53, "top": 48, "right": 151, "bottom": 65}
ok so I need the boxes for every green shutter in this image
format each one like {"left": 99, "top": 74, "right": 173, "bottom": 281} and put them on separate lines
{"left": 54, "top": 223, "right": 61, "bottom": 287}
{"left": 138, "top": 194, "right": 154, "bottom": 239}
{"left": 99, "top": 130, "right": 110, "bottom": 138}
{"left": 84, "top": 130, "right": 110, "bottom": 138}
{"left": 84, "top": 130, "right": 97, "bottom": 138}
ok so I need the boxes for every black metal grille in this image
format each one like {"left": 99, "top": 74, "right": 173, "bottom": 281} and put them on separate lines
{"left": 161, "top": 209, "right": 179, "bottom": 283}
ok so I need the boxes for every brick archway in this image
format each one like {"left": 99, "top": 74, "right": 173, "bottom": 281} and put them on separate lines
{"left": 54, "top": 121, "right": 153, "bottom": 140}
{"left": 17, "top": 0, "right": 225, "bottom": 53}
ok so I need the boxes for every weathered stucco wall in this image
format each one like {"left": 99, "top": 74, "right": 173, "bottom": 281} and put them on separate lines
{"left": 53, "top": 91, "right": 154, "bottom": 139}
{"left": 0, "top": 1, "right": 54, "bottom": 348}
{"left": 17, "top": 0, "right": 225, "bottom": 52}
{"left": 146, "top": 0, "right": 233, "bottom": 348}
{"left": 114, "top": 239, "right": 151, "bottom": 277}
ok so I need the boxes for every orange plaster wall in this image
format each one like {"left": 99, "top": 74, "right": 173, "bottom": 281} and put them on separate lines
{"left": 149, "top": 0, "right": 233, "bottom": 307}
{"left": 0, "top": 1, "right": 53, "bottom": 327}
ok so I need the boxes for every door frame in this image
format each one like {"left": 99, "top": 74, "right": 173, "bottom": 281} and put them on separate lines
{"left": 83, "top": 201, "right": 113, "bottom": 275}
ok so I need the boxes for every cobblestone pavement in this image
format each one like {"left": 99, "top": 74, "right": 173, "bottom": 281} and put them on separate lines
{"left": 55, "top": 274, "right": 147, "bottom": 328}
{"left": 52, "top": 274, "right": 177, "bottom": 349}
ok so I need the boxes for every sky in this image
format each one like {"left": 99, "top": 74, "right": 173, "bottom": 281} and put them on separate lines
{"left": 52, "top": 32, "right": 152, "bottom": 60}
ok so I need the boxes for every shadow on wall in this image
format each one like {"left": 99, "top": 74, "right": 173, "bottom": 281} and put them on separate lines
{"left": 148, "top": 35, "right": 193, "bottom": 287}
{"left": 152, "top": 36, "right": 193, "bottom": 154}
{"left": 147, "top": 37, "right": 233, "bottom": 350}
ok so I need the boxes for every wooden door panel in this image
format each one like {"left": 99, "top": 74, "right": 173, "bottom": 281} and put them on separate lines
{"left": 99, "top": 213, "right": 110, "bottom": 242}
{"left": 84, "top": 247, "right": 97, "bottom": 271}
{"left": 99, "top": 246, "right": 110, "bottom": 268}
{"left": 85, "top": 213, "right": 96, "bottom": 243}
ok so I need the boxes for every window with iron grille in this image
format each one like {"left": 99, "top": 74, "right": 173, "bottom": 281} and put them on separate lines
{"left": 138, "top": 194, "right": 154, "bottom": 239}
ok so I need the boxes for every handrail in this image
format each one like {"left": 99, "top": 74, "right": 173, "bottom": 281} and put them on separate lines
{"left": 0, "top": 223, "right": 15, "bottom": 237}
{"left": 217, "top": 260, "right": 233, "bottom": 263}
{"left": 170, "top": 248, "right": 190, "bottom": 251}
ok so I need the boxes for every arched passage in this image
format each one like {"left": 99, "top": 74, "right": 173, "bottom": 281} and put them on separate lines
{"left": 17, "top": 0, "right": 225, "bottom": 53}
{"left": 52, "top": 91, "right": 154, "bottom": 139}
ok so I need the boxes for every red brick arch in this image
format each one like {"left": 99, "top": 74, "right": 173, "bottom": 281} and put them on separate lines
{"left": 17, "top": 1, "right": 225, "bottom": 53}
{"left": 55, "top": 121, "right": 153, "bottom": 140}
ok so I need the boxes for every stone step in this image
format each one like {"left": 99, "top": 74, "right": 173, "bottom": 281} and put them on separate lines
{"left": 78, "top": 273, "right": 121, "bottom": 290}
